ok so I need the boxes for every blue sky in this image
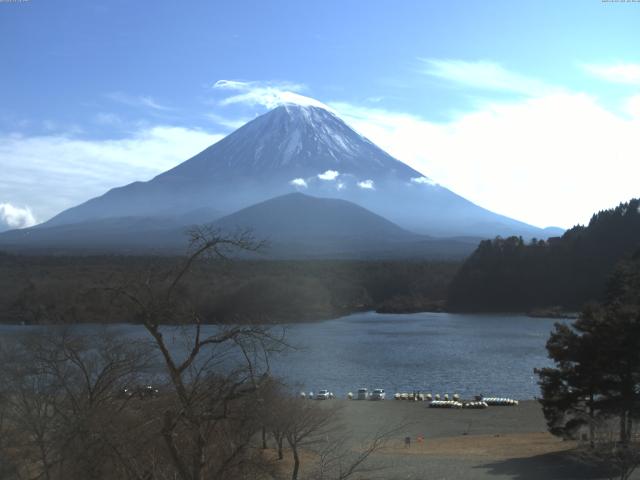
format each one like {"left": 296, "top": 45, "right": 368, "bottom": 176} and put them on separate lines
{"left": 1, "top": 0, "right": 640, "bottom": 230}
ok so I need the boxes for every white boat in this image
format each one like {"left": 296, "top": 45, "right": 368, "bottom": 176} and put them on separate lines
{"left": 482, "top": 397, "right": 518, "bottom": 406}
{"left": 429, "top": 400, "right": 463, "bottom": 409}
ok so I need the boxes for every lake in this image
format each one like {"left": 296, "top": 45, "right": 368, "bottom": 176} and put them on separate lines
{"left": 0, "top": 311, "right": 565, "bottom": 399}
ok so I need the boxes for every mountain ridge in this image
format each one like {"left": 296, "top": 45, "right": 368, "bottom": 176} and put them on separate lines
{"left": 40, "top": 104, "right": 558, "bottom": 239}
{"left": 0, "top": 192, "right": 480, "bottom": 259}
{"left": 213, "top": 192, "right": 416, "bottom": 240}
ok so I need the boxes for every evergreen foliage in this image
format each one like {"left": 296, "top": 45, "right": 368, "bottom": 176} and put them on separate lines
{"left": 536, "top": 251, "right": 640, "bottom": 445}
{"left": 448, "top": 199, "right": 640, "bottom": 312}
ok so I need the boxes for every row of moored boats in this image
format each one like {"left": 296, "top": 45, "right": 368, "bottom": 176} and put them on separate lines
{"left": 300, "top": 389, "right": 518, "bottom": 408}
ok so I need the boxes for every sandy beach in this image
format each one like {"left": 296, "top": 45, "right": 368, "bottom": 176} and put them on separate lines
{"left": 310, "top": 399, "right": 637, "bottom": 480}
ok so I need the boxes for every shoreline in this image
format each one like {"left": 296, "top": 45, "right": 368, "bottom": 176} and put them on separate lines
{"left": 0, "top": 307, "right": 578, "bottom": 327}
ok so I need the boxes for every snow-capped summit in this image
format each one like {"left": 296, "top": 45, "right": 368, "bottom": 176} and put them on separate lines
{"left": 161, "top": 104, "right": 416, "bottom": 180}
{"left": 212, "top": 80, "right": 333, "bottom": 111}
{"left": 41, "top": 104, "right": 551, "bottom": 239}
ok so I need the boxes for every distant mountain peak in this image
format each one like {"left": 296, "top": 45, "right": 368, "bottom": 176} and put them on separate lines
{"left": 39, "top": 102, "right": 558, "bottom": 240}
{"left": 158, "top": 102, "right": 416, "bottom": 183}
{"left": 279, "top": 99, "right": 336, "bottom": 114}
{"left": 213, "top": 191, "right": 414, "bottom": 241}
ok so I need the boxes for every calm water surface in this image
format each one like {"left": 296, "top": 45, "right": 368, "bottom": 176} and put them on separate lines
{"left": 0, "top": 312, "right": 566, "bottom": 399}
{"left": 272, "top": 312, "right": 564, "bottom": 399}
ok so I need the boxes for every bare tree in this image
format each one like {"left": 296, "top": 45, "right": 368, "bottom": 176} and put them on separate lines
{"left": 0, "top": 226, "right": 396, "bottom": 480}
{"left": 267, "top": 393, "right": 400, "bottom": 480}
{"left": 109, "top": 226, "right": 285, "bottom": 480}
{"left": 282, "top": 398, "right": 340, "bottom": 480}
{"left": 0, "top": 329, "right": 154, "bottom": 480}
{"left": 311, "top": 425, "right": 401, "bottom": 480}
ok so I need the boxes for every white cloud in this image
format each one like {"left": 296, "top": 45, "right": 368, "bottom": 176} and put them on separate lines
{"left": 357, "top": 179, "right": 375, "bottom": 190}
{"left": 213, "top": 79, "right": 334, "bottom": 111}
{"left": 583, "top": 63, "right": 640, "bottom": 86}
{"left": 421, "top": 59, "right": 557, "bottom": 96}
{"left": 410, "top": 176, "right": 437, "bottom": 186}
{"left": 0, "top": 127, "right": 223, "bottom": 224}
{"left": 106, "top": 92, "right": 172, "bottom": 111}
{"left": 94, "top": 112, "right": 124, "bottom": 126}
{"left": 625, "top": 95, "right": 640, "bottom": 118}
{"left": 139, "top": 97, "right": 170, "bottom": 111}
{"left": 289, "top": 178, "right": 308, "bottom": 188}
{"left": 331, "top": 91, "right": 640, "bottom": 228}
{"left": 317, "top": 169, "right": 339, "bottom": 181}
{"left": 337, "top": 182, "right": 346, "bottom": 190}
{"left": 0, "top": 203, "right": 36, "bottom": 231}
{"left": 205, "top": 113, "right": 250, "bottom": 129}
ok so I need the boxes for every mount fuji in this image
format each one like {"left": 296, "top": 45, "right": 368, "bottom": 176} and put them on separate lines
{"left": 0, "top": 103, "right": 562, "bottom": 256}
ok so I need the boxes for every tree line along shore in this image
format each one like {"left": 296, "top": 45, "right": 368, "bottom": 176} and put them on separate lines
{"left": 0, "top": 254, "right": 457, "bottom": 325}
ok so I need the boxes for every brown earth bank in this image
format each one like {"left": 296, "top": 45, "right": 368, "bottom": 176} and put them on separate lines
{"left": 299, "top": 399, "right": 639, "bottom": 479}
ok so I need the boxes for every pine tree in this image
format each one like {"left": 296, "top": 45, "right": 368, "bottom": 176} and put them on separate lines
{"left": 537, "top": 252, "right": 640, "bottom": 445}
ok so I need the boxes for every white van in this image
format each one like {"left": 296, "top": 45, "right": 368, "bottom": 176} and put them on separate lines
{"left": 357, "top": 388, "right": 368, "bottom": 400}
{"left": 316, "top": 390, "right": 331, "bottom": 400}
{"left": 371, "top": 388, "right": 386, "bottom": 400}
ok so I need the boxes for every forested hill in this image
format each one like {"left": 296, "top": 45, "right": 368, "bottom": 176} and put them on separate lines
{"left": 447, "top": 198, "right": 640, "bottom": 312}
